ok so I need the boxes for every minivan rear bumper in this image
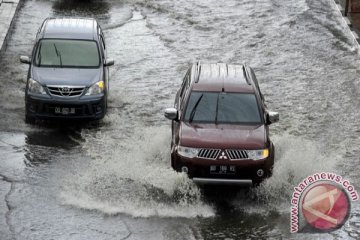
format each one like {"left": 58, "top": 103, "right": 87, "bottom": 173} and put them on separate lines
{"left": 25, "top": 94, "right": 106, "bottom": 120}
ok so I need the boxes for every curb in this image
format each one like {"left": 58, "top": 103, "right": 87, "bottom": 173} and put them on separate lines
{"left": 0, "top": 0, "right": 23, "bottom": 55}
{"left": 332, "top": 0, "right": 360, "bottom": 48}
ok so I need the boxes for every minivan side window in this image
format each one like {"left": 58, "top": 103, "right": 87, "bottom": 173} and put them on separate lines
{"left": 100, "top": 35, "right": 106, "bottom": 51}
{"left": 98, "top": 35, "right": 106, "bottom": 60}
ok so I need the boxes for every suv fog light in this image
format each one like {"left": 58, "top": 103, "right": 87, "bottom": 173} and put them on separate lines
{"left": 257, "top": 169, "right": 264, "bottom": 177}
{"left": 96, "top": 106, "right": 102, "bottom": 113}
{"left": 181, "top": 166, "right": 188, "bottom": 173}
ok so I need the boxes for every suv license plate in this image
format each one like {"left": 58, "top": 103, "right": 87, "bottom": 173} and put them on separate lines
{"left": 55, "top": 107, "right": 75, "bottom": 115}
{"left": 210, "top": 165, "right": 236, "bottom": 174}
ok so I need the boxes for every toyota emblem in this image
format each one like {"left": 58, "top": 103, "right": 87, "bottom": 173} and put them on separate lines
{"left": 61, "top": 87, "right": 70, "bottom": 93}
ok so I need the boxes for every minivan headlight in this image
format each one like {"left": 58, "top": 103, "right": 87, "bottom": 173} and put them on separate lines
{"left": 85, "top": 81, "right": 104, "bottom": 95}
{"left": 177, "top": 146, "right": 200, "bottom": 158}
{"left": 247, "top": 149, "right": 269, "bottom": 160}
{"left": 28, "top": 78, "right": 46, "bottom": 94}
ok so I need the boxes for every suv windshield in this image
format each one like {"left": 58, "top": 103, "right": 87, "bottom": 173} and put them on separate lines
{"left": 184, "top": 92, "right": 262, "bottom": 124}
{"left": 35, "top": 39, "right": 100, "bottom": 68}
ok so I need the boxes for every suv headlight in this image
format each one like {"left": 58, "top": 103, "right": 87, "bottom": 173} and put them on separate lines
{"left": 85, "top": 81, "right": 104, "bottom": 95}
{"left": 177, "top": 146, "right": 200, "bottom": 158}
{"left": 28, "top": 78, "right": 46, "bottom": 94}
{"left": 247, "top": 149, "right": 269, "bottom": 160}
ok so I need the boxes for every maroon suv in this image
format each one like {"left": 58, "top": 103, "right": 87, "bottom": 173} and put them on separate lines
{"left": 164, "top": 62, "right": 279, "bottom": 185}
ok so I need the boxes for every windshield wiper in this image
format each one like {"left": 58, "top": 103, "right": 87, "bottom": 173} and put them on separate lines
{"left": 189, "top": 94, "right": 203, "bottom": 123}
{"left": 53, "top": 43, "right": 63, "bottom": 68}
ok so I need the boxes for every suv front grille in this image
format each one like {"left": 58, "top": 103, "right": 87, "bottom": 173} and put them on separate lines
{"left": 197, "top": 149, "right": 220, "bottom": 159}
{"left": 226, "top": 150, "right": 249, "bottom": 160}
{"left": 196, "top": 149, "right": 250, "bottom": 160}
{"left": 47, "top": 86, "right": 85, "bottom": 97}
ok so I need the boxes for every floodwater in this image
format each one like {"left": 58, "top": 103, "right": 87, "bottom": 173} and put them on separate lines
{"left": 0, "top": 0, "right": 359, "bottom": 239}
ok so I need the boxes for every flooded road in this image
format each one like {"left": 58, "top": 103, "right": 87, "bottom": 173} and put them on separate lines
{"left": 0, "top": 0, "right": 359, "bottom": 239}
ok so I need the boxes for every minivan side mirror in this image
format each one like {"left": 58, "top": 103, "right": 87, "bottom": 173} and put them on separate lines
{"left": 104, "top": 58, "right": 114, "bottom": 66}
{"left": 164, "top": 108, "right": 178, "bottom": 120}
{"left": 20, "top": 56, "right": 31, "bottom": 64}
{"left": 266, "top": 111, "right": 279, "bottom": 124}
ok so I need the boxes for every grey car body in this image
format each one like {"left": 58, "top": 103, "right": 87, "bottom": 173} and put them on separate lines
{"left": 20, "top": 17, "right": 114, "bottom": 123}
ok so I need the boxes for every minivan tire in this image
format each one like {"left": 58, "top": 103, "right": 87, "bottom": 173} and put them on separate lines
{"left": 25, "top": 114, "right": 35, "bottom": 124}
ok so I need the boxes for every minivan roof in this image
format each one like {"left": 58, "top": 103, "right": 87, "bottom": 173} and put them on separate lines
{"left": 191, "top": 63, "right": 255, "bottom": 93}
{"left": 40, "top": 18, "right": 98, "bottom": 40}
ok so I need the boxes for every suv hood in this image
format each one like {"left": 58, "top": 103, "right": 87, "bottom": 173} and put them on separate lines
{"left": 31, "top": 67, "right": 102, "bottom": 86}
{"left": 180, "top": 123, "right": 266, "bottom": 149}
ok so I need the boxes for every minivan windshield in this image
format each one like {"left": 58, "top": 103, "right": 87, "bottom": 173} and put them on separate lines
{"left": 35, "top": 39, "right": 100, "bottom": 68}
{"left": 184, "top": 92, "right": 262, "bottom": 124}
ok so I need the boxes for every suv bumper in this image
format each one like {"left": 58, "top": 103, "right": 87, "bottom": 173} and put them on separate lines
{"left": 172, "top": 146, "right": 274, "bottom": 183}
{"left": 193, "top": 178, "right": 252, "bottom": 185}
{"left": 25, "top": 94, "right": 106, "bottom": 120}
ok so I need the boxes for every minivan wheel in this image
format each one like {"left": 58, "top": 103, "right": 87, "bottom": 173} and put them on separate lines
{"left": 25, "top": 114, "right": 35, "bottom": 124}
{"left": 104, "top": 95, "right": 108, "bottom": 115}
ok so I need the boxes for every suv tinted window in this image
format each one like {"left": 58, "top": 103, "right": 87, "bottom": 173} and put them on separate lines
{"left": 184, "top": 92, "right": 262, "bottom": 124}
{"left": 35, "top": 39, "right": 100, "bottom": 68}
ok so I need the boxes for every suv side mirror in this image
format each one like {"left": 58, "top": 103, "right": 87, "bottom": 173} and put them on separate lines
{"left": 20, "top": 56, "right": 31, "bottom": 64}
{"left": 164, "top": 108, "right": 178, "bottom": 120}
{"left": 104, "top": 58, "right": 114, "bottom": 66}
{"left": 267, "top": 111, "right": 279, "bottom": 124}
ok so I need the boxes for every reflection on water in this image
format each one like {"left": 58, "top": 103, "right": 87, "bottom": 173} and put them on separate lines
{"left": 198, "top": 211, "right": 284, "bottom": 239}
{"left": 24, "top": 128, "right": 82, "bottom": 166}
{"left": 52, "top": 0, "right": 110, "bottom": 17}
{"left": 196, "top": 186, "right": 286, "bottom": 239}
{"left": 25, "top": 129, "right": 81, "bottom": 149}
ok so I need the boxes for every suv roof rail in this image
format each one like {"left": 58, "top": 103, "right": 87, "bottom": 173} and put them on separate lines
{"left": 242, "top": 64, "right": 252, "bottom": 85}
{"left": 195, "top": 61, "right": 202, "bottom": 83}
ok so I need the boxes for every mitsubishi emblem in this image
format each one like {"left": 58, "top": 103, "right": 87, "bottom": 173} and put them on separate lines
{"left": 219, "top": 151, "right": 228, "bottom": 160}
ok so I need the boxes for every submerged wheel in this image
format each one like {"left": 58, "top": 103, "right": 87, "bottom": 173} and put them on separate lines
{"left": 252, "top": 180, "right": 263, "bottom": 187}
{"left": 171, "top": 157, "right": 180, "bottom": 172}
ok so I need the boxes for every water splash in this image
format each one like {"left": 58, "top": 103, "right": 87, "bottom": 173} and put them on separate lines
{"left": 254, "top": 134, "right": 339, "bottom": 205}
{"left": 61, "top": 125, "right": 215, "bottom": 218}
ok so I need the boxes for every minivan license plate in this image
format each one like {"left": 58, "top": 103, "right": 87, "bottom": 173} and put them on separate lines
{"left": 55, "top": 107, "right": 75, "bottom": 115}
{"left": 210, "top": 165, "right": 236, "bottom": 174}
